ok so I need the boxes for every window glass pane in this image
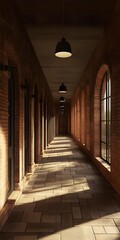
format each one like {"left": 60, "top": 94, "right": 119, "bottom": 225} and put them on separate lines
{"left": 107, "top": 144, "right": 111, "bottom": 164}
{"left": 107, "top": 121, "right": 111, "bottom": 143}
{"left": 108, "top": 77, "right": 111, "bottom": 96}
{"left": 101, "top": 121, "right": 106, "bottom": 142}
{"left": 101, "top": 143, "right": 106, "bottom": 160}
{"left": 101, "top": 99, "right": 106, "bottom": 120}
{"left": 108, "top": 97, "right": 111, "bottom": 120}
{"left": 101, "top": 77, "right": 106, "bottom": 100}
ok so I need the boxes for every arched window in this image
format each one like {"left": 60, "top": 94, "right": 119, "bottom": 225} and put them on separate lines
{"left": 100, "top": 71, "right": 111, "bottom": 163}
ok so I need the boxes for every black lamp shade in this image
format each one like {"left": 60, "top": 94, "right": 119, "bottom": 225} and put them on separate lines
{"left": 60, "top": 96, "right": 65, "bottom": 102}
{"left": 59, "top": 83, "right": 67, "bottom": 93}
{"left": 55, "top": 37, "right": 72, "bottom": 58}
{"left": 60, "top": 102, "right": 64, "bottom": 108}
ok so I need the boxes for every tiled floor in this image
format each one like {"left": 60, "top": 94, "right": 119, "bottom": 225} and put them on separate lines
{"left": 0, "top": 136, "right": 120, "bottom": 240}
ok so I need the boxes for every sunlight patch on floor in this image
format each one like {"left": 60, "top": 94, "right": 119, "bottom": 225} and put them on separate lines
{"left": 43, "top": 151, "right": 73, "bottom": 158}
{"left": 48, "top": 144, "right": 72, "bottom": 148}
{"left": 6, "top": 136, "right": 120, "bottom": 240}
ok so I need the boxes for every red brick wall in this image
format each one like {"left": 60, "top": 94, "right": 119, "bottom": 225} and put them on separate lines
{"left": 81, "top": 90, "right": 85, "bottom": 144}
{"left": 0, "top": 67, "right": 9, "bottom": 209}
{"left": 71, "top": 1, "right": 120, "bottom": 195}
{"left": 85, "top": 84, "right": 90, "bottom": 150}
{"left": 0, "top": 0, "right": 55, "bottom": 211}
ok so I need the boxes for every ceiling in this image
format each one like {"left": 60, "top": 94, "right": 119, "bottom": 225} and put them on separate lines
{"left": 15, "top": 0, "right": 116, "bottom": 103}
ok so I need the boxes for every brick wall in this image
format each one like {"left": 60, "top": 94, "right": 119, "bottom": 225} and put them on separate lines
{"left": 71, "top": 0, "right": 120, "bottom": 195}
{"left": 0, "top": 0, "right": 55, "bottom": 211}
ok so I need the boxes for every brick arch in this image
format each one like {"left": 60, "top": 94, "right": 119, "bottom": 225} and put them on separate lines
{"left": 94, "top": 64, "right": 109, "bottom": 156}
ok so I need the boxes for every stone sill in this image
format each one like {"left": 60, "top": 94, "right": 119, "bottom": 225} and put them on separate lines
{"left": 95, "top": 157, "right": 111, "bottom": 172}
{"left": 0, "top": 191, "right": 22, "bottom": 231}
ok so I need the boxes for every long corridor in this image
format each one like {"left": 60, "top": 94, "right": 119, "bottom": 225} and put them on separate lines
{"left": 0, "top": 136, "right": 120, "bottom": 240}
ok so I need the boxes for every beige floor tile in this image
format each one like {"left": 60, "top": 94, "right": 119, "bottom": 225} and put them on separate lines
{"left": 2, "top": 222, "right": 27, "bottom": 232}
{"left": 26, "top": 223, "right": 54, "bottom": 233}
{"left": 114, "top": 219, "right": 120, "bottom": 226}
{"left": 72, "top": 207, "right": 82, "bottom": 219}
{"left": 104, "top": 226, "right": 120, "bottom": 233}
{"left": 33, "top": 184, "right": 45, "bottom": 189}
{"left": 48, "top": 202, "right": 71, "bottom": 213}
{"left": 93, "top": 226, "right": 105, "bottom": 234}
{"left": 79, "top": 226, "right": 96, "bottom": 240}
{"left": 95, "top": 234, "right": 120, "bottom": 240}
{"left": 60, "top": 227, "right": 82, "bottom": 240}
{"left": 23, "top": 203, "right": 36, "bottom": 213}
{"left": 18, "top": 198, "right": 34, "bottom": 204}
{"left": 80, "top": 218, "right": 116, "bottom": 226}
{"left": 13, "top": 236, "right": 37, "bottom": 240}
{"left": 21, "top": 212, "right": 41, "bottom": 223}
{"left": 38, "top": 233, "right": 60, "bottom": 240}
{"left": 62, "top": 213, "right": 73, "bottom": 227}
{"left": 7, "top": 211, "right": 23, "bottom": 222}
{"left": 62, "top": 193, "right": 78, "bottom": 203}
{"left": 41, "top": 215, "right": 61, "bottom": 223}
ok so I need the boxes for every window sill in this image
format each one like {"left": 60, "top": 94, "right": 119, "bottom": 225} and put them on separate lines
{"left": 95, "top": 157, "right": 111, "bottom": 172}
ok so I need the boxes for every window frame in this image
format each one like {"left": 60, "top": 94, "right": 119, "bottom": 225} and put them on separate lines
{"left": 100, "top": 70, "right": 111, "bottom": 164}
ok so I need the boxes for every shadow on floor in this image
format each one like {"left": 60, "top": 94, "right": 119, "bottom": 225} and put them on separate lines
{"left": 0, "top": 188, "right": 120, "bottom": 240}
{"left": 0, "top": 136, "right": 120, "bottom": 240}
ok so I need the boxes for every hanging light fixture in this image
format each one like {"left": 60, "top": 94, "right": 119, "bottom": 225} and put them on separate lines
{"left": 59, "top": 83, "right": 67, "bottom": 93}
{"left": 55, "top": 37, "right": 72, "bottom": 58}
{"left": 60, "top": 102, "right": 64, "bottom": 108}
{"left": 55, "top": 0, "right": 72, "bottom": 58}
{"left": 60, "top": 96, "right": 65, "bottom": 102}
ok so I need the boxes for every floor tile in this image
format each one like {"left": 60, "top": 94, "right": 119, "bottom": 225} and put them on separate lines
{"left": 62, "top": 213, "right": 73, "bottom": 227}
{"left": 21, "top": 212, "right": 41, "bottom": 223}
{"left": 13, "top": 236, "right": 37, "bottom": 240}
{"left": 2, "top": 223, "right": 27, "bottom": 232}
{"left": 93, "top": 226, "right": 105, "bottom": 234}
{"left": 72, "top": 207, "right": 82, "bottom": 219}
{"left": 0, "top": 136, "right": 120, "bottom": 240}
{"left": 95, "top": 234, "right": 120, "bottom": 240}
{"left": 104, "top": 226, "right": 120, "bottom": 233}
{"left": 60, "top": 227, "right": 82, "bottom": 240}
{"left": 41, "top": 215, "right": 61, "bottom": 223}
{"left": 38, "top": 233, "right": 60, "bottom": 240}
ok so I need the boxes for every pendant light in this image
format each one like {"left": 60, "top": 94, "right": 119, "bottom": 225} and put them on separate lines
{"left": 59, "top": 83, "right": 67, "bottom": 93}
{"left": 60, "top": 96, "right": 65, "bottom": 102}
{"left": 60, "top": 102, "right": 64, "bottom": 108}
{"left": 55, "top": 37, "right": 72, "bottom": 58}
{"left": 55, "top": 0, "right": 72, "bottom": 58}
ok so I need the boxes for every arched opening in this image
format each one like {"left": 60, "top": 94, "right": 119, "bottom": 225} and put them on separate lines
{"left": 8, "top": 69, "right": 14, "bottom": 194}
{"left": 40, "top": 98, "right": 42, "bottom": 154}
{"left": 94, "top": 64, "right": 110, "bottom": 159}
{"left": 24, "top": 86, "right": 29, "bottom": 174}
{"left": 44, "top": 100, "right": 46, "bottom": 147}
{"left": 34, "top": 86, "right": 37, "bottom": 162}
